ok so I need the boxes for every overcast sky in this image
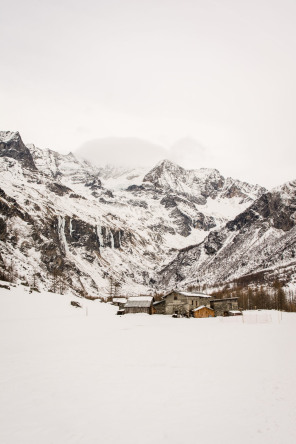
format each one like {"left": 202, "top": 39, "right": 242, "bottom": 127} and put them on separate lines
{"left": 1, "top": 0, "right": 296, "bottom": 188}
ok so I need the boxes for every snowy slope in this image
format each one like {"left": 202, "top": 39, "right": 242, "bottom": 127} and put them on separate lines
{"left": 96, "top": 164, "right": 148, "bottom": 190}
{"left": 28, "top": 143, "right": 102, "bottom": 187}
{"left": 1, "top": 284, "right": 296, "bottom": 444}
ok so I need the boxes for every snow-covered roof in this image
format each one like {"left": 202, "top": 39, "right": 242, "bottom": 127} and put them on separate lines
{"left": 192, "top": 305, "right": 214, "bottom": 312}
{"left": 113, "top": 298, "right": 127, "bottom": 303}
{"left": 125, "top": 296, "right": 153, "bottom": 308}
{"left": 153, "top": 300, "right": 165, "bottom": 305}
{"left": 128, "top": 296, "right": 153, "bottom": 302}
{"left": 229, "top": 310, "right": 242, "bottom": 314}
{"left": 179, "top": 291, "right": 212, "bottom": 298}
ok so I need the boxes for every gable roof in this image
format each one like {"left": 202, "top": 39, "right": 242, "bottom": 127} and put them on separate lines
{"left": 125, "top": 296, "right": 154, "bottom": 308}
{"left": 192, "top": 305, "right": 214, "bottom": 312}
{"left": 113, "top": 298, "right": 127, "bottom": 303}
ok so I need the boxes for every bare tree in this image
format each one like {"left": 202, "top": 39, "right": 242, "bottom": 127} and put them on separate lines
{"left": 114, "top": 280, "right": 122, "bottom": 297}
{"left": 8, "top": 259, "right": 15, "bottom": 283}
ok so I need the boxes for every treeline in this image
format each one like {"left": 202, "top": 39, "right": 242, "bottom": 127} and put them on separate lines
{"left": 209, "top": 280, "right": 296, "bottom": 312}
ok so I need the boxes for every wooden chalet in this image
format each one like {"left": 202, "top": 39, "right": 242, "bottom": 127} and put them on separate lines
{"left": 192, "top": 305, "right": 215, "bottom": 318}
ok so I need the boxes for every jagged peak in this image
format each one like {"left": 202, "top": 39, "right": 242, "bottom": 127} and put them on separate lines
{"left": 0, "top": 131, "right": 21, "bottom": 144}
{"left": 155, "top": 159, "right": 180, "bottom": 168}
{"left": 0, "top": 130, "right": 37, "bottom": 170}
{"left": 147, "top": 159, "right": 186, "bottom": 175}
{"left": 271, "top": 178, "right": 296, "bottom": 194}
{"left": 151, "top": 160, "right": 220, "bottom": 178}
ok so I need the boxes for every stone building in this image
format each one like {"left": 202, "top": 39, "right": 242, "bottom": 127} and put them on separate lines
{"left": 210, "top": 297, "right": 239, "bottom": 316}
{"left": 124, "top": 296, "right": 154, "bottom": 314}
{"left": 161, "top": 291, "right": 213, "bottom": 316}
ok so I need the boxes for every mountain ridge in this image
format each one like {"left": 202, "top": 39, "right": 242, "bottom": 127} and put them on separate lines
{"left": 1, "top": 130, "right": 290, "bottom": 296}
{"left": 159, "top": 179, "right": 296, "bottom": 289}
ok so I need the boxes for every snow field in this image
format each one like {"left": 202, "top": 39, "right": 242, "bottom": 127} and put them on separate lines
{"left": 0, "top": 286, "right": 296, "bottom": 443}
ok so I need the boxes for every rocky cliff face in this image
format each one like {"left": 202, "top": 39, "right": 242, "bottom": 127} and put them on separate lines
{"left": 159, "top": 180, "right": 296, "bottom": 289}
{"left": 0, "top": 131, "right": 270, "bottom": 296}
{"left": 143, "top": 159, "right": 264, "bottom": 203}
{"left": 0, "top": 131, "right": 37, "bottom": 171}
{"left": 123, "top": 159, "right": 266, "bottom": 238}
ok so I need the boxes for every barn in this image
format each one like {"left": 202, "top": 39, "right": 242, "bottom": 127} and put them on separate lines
{"left": 124, "top": 296, "right": 154, "bottom": 315}
{"left": 192, "top": 305, "right": 215, "bottom": 318}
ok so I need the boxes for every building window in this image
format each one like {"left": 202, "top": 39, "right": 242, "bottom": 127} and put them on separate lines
{"left": 174, "top": 296, "right": 177, "bottom": 300}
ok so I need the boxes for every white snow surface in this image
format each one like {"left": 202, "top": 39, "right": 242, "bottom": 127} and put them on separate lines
{"left": 98, "top": 165, "right": 149, "bottom": 191}
{"left": 0, "top": 285, "right": 296, "bottom": 444}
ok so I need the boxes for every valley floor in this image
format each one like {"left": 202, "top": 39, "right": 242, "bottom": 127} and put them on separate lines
{"left": 0, "top": 286, "right": 295, "bottom": 444}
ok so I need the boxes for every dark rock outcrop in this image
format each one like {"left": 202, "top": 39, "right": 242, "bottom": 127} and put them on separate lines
{"left": 0, "top": 132, "right": 37, "bottom": 170}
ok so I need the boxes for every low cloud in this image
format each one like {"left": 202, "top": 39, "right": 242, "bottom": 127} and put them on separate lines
{"left": 75, "top": 136, "right": 210, "bottom": 171}
{"left": 75, "top": 137, "right": 168, "bottom": 168}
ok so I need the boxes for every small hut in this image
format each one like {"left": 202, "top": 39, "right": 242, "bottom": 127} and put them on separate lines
{"left": 228, "top": 310, "right": 242, "bottom": 316}
{"left": 112, "top": 297, "right": 127, "bottom": 309}
{"left": 124, "top": 296, "right": 154, "bottom": 315}
{"left": 192, "top": 305, "right": 215, "bottom": 318}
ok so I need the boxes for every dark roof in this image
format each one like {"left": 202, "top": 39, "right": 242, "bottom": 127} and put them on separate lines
{"left": 153, "top": 300, "right": 166, "bottom": 305}
{"left": 211, "top": 297, "right": 238, "bottom": 302}
{"left": 163, "top": 290, "right": 212, "bottom": 299}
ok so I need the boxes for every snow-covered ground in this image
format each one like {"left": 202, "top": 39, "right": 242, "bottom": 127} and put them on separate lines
{"left": 0, "top": 285, "right": 295, "bottom": 444}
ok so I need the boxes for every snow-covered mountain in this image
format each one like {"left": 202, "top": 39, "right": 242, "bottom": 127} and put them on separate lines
{"left": 159, "top": 180, "right": 296, "bottom": 289}
{"left": 143, "top": 159, "right": 263, "bottom": 203}
{"left": 0, "top": 131, "right": 268, "bottom": 296}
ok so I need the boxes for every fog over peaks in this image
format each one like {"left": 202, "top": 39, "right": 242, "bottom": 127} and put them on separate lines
{"left": 75, "top": 136, "right": 208, "bottom": 171}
